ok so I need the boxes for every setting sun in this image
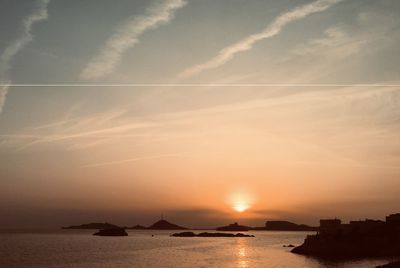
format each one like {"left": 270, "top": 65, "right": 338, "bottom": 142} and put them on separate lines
{"left": 233, "top": 203, "right": 250, "bottom": 213}
{"left": 228, "top": 192, "right": 254, "bottom": 213}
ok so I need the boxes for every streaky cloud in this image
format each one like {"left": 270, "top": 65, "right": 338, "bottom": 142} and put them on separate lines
{"left": 83, "top": 153, "right": 186, "bottom": 168}
{"left": 178, "top": 0, "right": 343, "bottom": 79}
{"left": 80, "top": 0, "right": 187, "bottom": 80}
{"left": 0, "top": 0, "right": 50, "bottom": 114}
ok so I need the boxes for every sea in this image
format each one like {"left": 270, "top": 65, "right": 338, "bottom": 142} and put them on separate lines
{"left": 0, "top": 230, "right": 397, "bottom": 268}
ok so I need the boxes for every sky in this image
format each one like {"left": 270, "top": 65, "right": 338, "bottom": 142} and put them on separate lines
{"left": 0, "top": 0, "right": 399, "bottom": 229}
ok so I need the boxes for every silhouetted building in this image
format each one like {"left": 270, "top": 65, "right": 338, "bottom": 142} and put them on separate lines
{"left": 349, "top": 219, "right": 384, "bottom": 234}
{"left": 319, "top": 219, "right": 341, "bottom": 235}
{"left": 386, "top": 213, "right": 400, "bottom": 226}
{"left": 292, "top": 213, "right": 400, "bottom": 258}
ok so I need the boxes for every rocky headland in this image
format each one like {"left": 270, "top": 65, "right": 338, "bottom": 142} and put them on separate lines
{"left": 292, "top": 213, "right": 400, "bottom": 259}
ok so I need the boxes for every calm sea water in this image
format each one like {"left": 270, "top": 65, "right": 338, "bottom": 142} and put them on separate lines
{"left": 0, "top": 230, "right": 395, "bottom": 268}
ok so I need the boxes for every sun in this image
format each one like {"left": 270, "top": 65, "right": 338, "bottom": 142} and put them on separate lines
{"left": 233, "top": 202, "right": 250, "bottom": 213}
{"left": 227, "top": 191, "right": 254, "bottom": 213}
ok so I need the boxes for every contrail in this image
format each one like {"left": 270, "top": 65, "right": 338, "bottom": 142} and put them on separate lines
{"left": 178, "top": 0, "right": 343, "bottom": 79}
{"left": 0, "top": 85, "right": 8, "bottom": 114}
{"left": 80, "top": 0, "right": 187, "bottom": 80}
{"left": 0, "top": 0, "right": 50, "bottom": 114}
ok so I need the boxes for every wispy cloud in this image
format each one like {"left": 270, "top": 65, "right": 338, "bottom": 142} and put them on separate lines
{"left": 0, "top": 108, "right": 164, "bottom": 151}
{"left": 80, "top": 0, "right": 187, "bottom": 80}
{"left": 0, "top": 0, "right": 50, "bottom": 114}
{"left": 178, "top": 0, "right": 343, "bottom": 79}
{"left": 84, "top": 153, "right": 186, "bottom": 168}
{"left": 0, "top": 84, "right": 398, "bottom": 172}
{"left": 285, "top": 27, "right": 368, "bottom": 62}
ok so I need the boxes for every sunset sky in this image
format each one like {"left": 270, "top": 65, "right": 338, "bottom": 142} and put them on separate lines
{"left": 0, "top": 0, "right": 399, "bottom": 229}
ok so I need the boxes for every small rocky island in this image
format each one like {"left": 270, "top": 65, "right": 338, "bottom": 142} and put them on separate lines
{"left": 63, "top": 218, "right": 187, "bottom": 231}
{"left": 171, "top": 231, "right": 254, "bottom": 237}
{"left": 256, "top": 221, "right": 317, "bottom": 231}
{"left": 93, "top": 228, "right": 128, "bottom": 236}
{"left": 292, "top": 213, "right": 400, "bottom": 258}
{"left": 216, "top": 222, "right": 251, "bottom": 231}
{"left": 147, "top": 219, "right": 187, "bottom": 230}
{"left": 62, "top": 222, "right": 120, "bottom": 229}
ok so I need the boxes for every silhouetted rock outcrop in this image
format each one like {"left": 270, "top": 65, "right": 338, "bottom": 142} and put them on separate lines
{"left": 171, "top": 231, "right": 254, "bottom": 237}
{"left": 283, "top": 244, "right": 295, "bottom": 247}
{"left": 263, "top": 221, "right": 317, "bottom": 231}
{"left": 292, "top": 213, "right": 400, "bottom": 258}
{"left": 147, "top": 219, "right": 187, "bottom": 230}
{"left": 171, "top": 231, "right": 197, "bottom": 237}
{"left": 93, "top": 228, "right": 128, "bottom": 236}
{"left": 216, "top": 222, "right": 251, "bottom": 231}
{"left": 62, "top": 222, "right": 120, "bottom": 229}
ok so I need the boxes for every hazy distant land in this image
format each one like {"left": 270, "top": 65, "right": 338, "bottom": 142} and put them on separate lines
{"left": 62, "top": 219, "right": 316, "bottom": 231}
{"left": 63, "top": 213, "right": 400, "bottom": 260}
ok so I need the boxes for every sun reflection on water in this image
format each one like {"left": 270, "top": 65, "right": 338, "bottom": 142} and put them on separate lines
{"left": 236, "top": 238, "right": 249, "bottom": 268}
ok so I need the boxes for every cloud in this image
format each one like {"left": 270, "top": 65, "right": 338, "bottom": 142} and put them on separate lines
{"left": 288, "top": 27, "right": 366, "bottom": 59}
{"left": 80, "top": 0, "right": 187, "bottom": 80}
{"left": 1, "top": 83, "right": 398, "bottom": 172}
{"left": 83, "top": 153, "right": 186, "bottom": 168}
{"left": 178, "top": 0, "right": 343, "bottom": 79}
{"left": 0, "top": 109, "right": 160, "bottom": 150}
{"left": 0, "top": 0, "right": 50, "bottom": 114}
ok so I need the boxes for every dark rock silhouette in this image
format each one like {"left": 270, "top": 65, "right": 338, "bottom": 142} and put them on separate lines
{"left": 147, "top": 219, "right": 187, "bottom": 230}
{"left": 93, "top": 228, "right": 128, "bottom": 236}
{"left": 62, "top": 222, "right": 120, "bottom": 229}
{"left": 376, "top": 261, "right": 400, "bottom": 268}
{"left": 216, "top": 222, "right": 251, "bottom": 231}
{"left": 292, "top": 213, "right": 400, "bottom": 258}
{"left": 171, "top": 231, "right": 254, "bottom": 237}
{"left": 262, "top": 221, "right": 317, "bottom": 231}
{"left": 283, "top": 244, "right": 295, "bottom": 247}
{"left": 127, "top": 224, "right": 147, "bottom": 230}
{"left": 171, "top": 231, "right": 197, "bottom": 237}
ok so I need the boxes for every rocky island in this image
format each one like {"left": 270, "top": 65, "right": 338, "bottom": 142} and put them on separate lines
{"left": 147, "top": 219, "right": 187, "bottom": 230}
{"left": 64, "top": 218, "right": 187, "bottom": 231}
{"left": 254, "top": 220, "right": 317, "bottom": 231}
{"left": 216, "top": 222, "right": 251, "bottom": 231}
{"left": 171, "top": 231, "right": 254, "bottom": 237}
{"left": 93, "top": 228, "right": 128, "bottom": 236}
{"left": 292, "top": 213, "right": 400, "bottom": 258}
{"left": 62, "top": 222, "right": 120, "bottom": 229}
